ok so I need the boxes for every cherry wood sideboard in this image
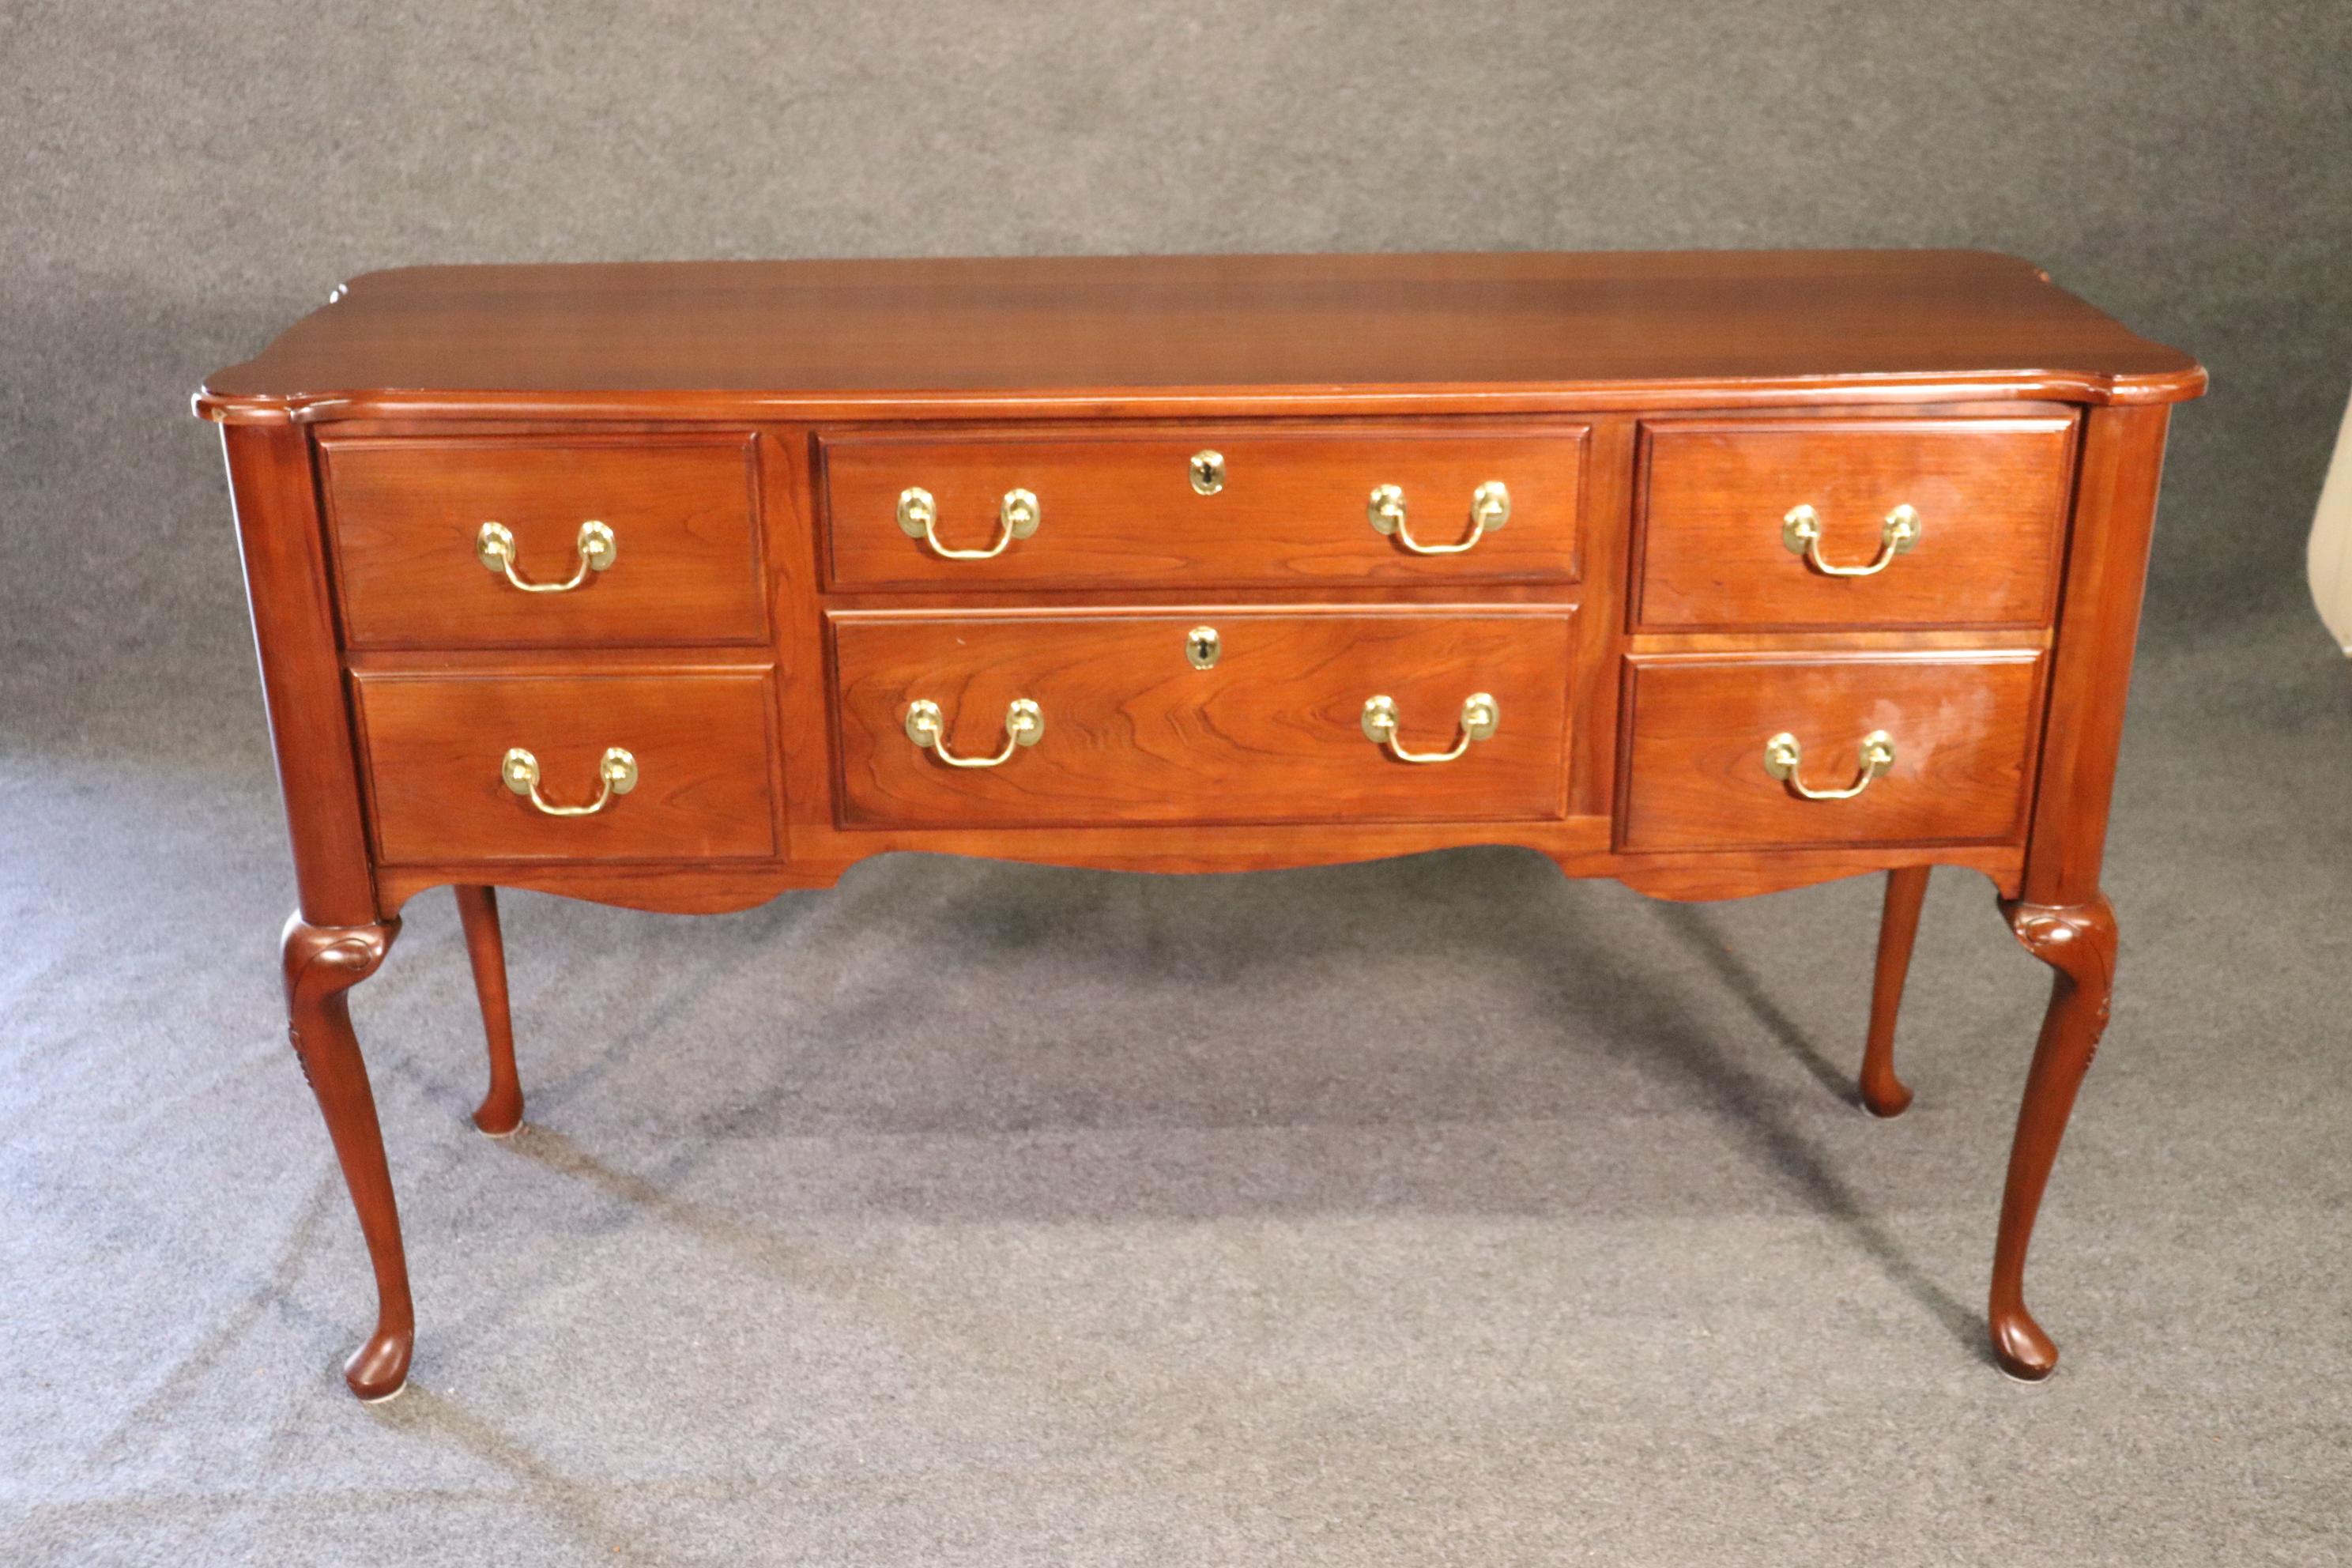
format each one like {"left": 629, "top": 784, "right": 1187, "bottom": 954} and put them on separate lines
{"left": 197, "top": 251, "right": 2203, "bottom": 1400}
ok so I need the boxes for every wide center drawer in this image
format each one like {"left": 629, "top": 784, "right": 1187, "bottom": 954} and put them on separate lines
{"left": 820, "top": 426, "right": 1587, "bottom": 589}
{"left": 321, "top": 434, "right": 767, "bottom": 648}
{"left": 830, "top": 610, "right": 1574, "bottom": 827}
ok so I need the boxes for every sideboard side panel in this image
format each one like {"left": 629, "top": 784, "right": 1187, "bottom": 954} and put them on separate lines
{"left": 2020, "top": 403, "right": 2172, "bottom": 906}
{"left": 221, "top": 422, "right": 379, "bottom": 925}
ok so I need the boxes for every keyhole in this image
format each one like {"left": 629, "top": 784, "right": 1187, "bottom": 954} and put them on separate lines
{"left": 1189, "top": 450, "right": 1226, "bottom": 496}
{"left": 1185, "top": 625, "right": 1221, "bottom": 669}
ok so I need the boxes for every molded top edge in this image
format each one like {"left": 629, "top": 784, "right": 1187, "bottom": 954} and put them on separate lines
{"left": 196, "top": 249, "right": 2206, "bottom": 421}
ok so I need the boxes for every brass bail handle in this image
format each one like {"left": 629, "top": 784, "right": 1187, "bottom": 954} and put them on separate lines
{"left": 476, "top": 520, "right": 617, "bottom": 592}
{"left": 1762, "top": 729, "right": 1896, "bottom": 800}
{"left": 1360, "top": 692, "right": 1500, "bottom": 763}
{"left": 903, "top": 698, "right": 1045, "bottom": 767}
{"left": 898, "top": 486, "right": 1042, "bottom": 560}
{"left": 1780, "top": 503, "right": 1920, "bottom": 578}
{"left": 501, "top": 745, "right": 639, "bottom": 816}
{"left": 1367, "top": 481, "right": 1512, "bottom": 556}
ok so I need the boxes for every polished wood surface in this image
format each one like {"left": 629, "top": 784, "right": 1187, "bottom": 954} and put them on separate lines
{"left": 2020, "top": 405, "right": 2172, "bottom": 907}
{"left": 454, "top": 886, "right": 522, "bottom": 1136}
{"left": 353, "top": 669, "right": 782, "bottom": 863}
{"left": 321, "top": 433, "right": 766, "bottom": 647}
{"left": 200, "top": 250, "right": 2200, "bottom": 1396}
{"left": 831, "top": 610, "right": 1573, "bottom": 827}
{"left": 198, "top": 251, "right": 2203, "bottom": 423}
{"left": 281, "top": 914, "right": 407, "bottom": 1400}
{"left": 1634, "top": 418, "right": 2074, "bottom": 630}
{"left": 1992, "top": 897, "right": 2118, "bottom": 1380}
{"left": 1861, "top": 866, "right": 1931, "bottom": 1118}
{"left": 375, "top": 839, "right": 2028, "bottom": 915}
{"left": 222, "top": 424, "right": 378, "bottom": 925}
{"left": 824, "top": 425, "right": 1587, "bottom": 588}
{"left": 1618, "top": 652, "right": 2044, "bottom": 851}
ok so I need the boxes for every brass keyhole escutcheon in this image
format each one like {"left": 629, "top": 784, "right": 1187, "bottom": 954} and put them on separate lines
{"left": 1185, "top": 625, "right": 1221, "bottom": 669}
{"left": 1189, "top": 450, "right": 1226, "bottom": 496}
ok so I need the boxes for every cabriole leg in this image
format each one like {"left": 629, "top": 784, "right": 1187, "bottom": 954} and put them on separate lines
{"left": 1860, "top": 865, "right": 1930, "bottom": 1117}
{"left": 281, "top": 914, "right": 411, "bottom": 1401}
{"left": 454, "top": 885, "right": 522, "bottom": 1136}
{"left": 1989, "top": 895, "right": 2118, "bottom": 1380}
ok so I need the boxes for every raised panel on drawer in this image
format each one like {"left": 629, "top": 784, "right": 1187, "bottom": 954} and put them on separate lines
{"left": 1633, "top": 418, "right": 2074, "bottom": 631}
{"left": 320, "top": 434, "right": 767, "bottom": 648}
{"left": 821, "top": 425, "right": 1586, "bottom": 589}
{"left": 1619, "top": 651, "right": 2044, "bottom": 851}
{"left": 353, "top": 669, "right": 781, "bottom": 864}
{"left": 831, "top": 610, "right": 1573, "bottom": 827}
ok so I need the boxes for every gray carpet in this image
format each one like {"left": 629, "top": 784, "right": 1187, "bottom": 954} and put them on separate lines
{"left": 6, "top": 3, "right": 2350, "bottom": 1564}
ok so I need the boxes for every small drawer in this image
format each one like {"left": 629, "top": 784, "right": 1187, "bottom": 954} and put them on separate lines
{"left": 821, "top": 425, "right": 1585, "bottom": 590}
{"left": 353, "top": 669, "right": 780, "bottom": 864}
{"left": 1619, "top": 652, "right": 2043, "bottom": 851}
{"left": 320, "top": 434, "right": 767, "bottom": 648}
{"left": 831, "top": 610, "right": 1574, "bottom": 827}
{"left": 1633, "top": 418, "right": 2074, "bottom": 631}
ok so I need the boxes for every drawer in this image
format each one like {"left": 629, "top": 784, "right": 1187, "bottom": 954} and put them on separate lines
{"left": 821, "top": 425, "right": 1585, "bottom": 589}
{"left": 353, "top": 669, "right": 780, "bottom": 864}
{"left": 320, "top": 435, "right": 767, "bottom": 647}
{"left": 1633, "top": 418, "right": 2074, "bottom": 630}
{"left": 831, "top": 611, "right": 1573, "bottom": 827}
{"left": 1619, "top": 652, "right": 2043, "bottom": 851}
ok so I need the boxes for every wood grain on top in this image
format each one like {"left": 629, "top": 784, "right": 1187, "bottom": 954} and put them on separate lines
{"left": 197, "top": 250, "right": 2204, "bottom": 420}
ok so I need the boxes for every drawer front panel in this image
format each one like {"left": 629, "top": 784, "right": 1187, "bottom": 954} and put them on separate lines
{"left": 1634, "top": 419, "right": 2074, "bottom": 630}
{"left": 355, "top": 669, "right": 780, "bottom": 863}
{"left": 1620, "top": 653, "right": 2043, "bottom": 851}
{"left": 822, "top": 427, "right": 1586, "bottom": 589}
{"left": 322, "top": 435, "right": 767, "bottom": 647}
{"left": 832, "top": 611, "right": 1574, "bottom": 827}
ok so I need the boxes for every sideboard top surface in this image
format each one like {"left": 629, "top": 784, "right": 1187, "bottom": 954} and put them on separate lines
{"left": 197, "top": 249, "right": 2205, "bottom": 422}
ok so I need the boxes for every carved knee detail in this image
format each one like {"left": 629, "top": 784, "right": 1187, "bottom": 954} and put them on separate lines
{"left": 284, "top": 918, "right": 396, "bottom": 1004}
{"left": 284, "top": 921, "right": 394, "bottom": 1065}
{"left": 2001, "top": 897, "right": 2117, "bottom": 1043}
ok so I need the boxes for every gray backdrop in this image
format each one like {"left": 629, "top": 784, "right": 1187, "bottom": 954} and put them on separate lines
{"left": 6, "top": 4, "right": 2350, "bottom": 1565}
